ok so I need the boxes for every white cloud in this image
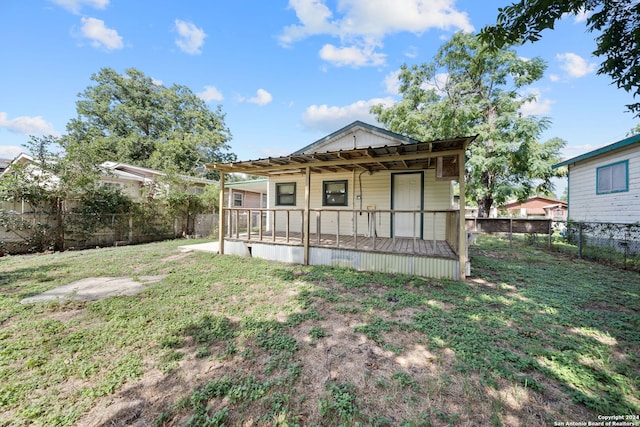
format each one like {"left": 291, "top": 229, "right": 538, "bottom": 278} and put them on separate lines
{"left": 319, "top": 43, "right": 386, "bottom": 67}
{"left": 280, "top": 0, "right": 473, "bottom": 45}
{"left": 549, "top": 74, "right": 561, "bottom": 82}
{"left": 174, "top": 19, "right": 206, "bottom": 55}
{"left": 198, "top": 86, "right": 224, "bottom": 103}
{"left": 280, "top": 0, "right": 472, "bottom": 67}
{"left": 0, "top": 145, "right": 23, "bottom": 159}
{"left": 422, "top": 72, "right": 449, "bottom": 94}
{"left": 80, "top": 17, "right": 123, "bottom": 50}
{"left": 248, "top": 89, "right": 273, "bottom": 106}
{"left": 383, "top": 69, "right": 449, "bottom": 96}
{"left": 302, "top": 97, "right": 394, "bottom": 132}
{"left": 556, "top": 52, "right": 596, "bottom": 78}
{"left": 51, "top": 0, "right": 108, "bottom": 14}
{"left": 0, "top": 112, "right": 59, "bottom": 137}
{"left": 384, "top": 70, "right": 401, "bottom": 95}
{"left": 519, "top": 88, "right": 553, "bottom": 116}
{"left": 404, "top": 46, "right": 418, "bottom": 58}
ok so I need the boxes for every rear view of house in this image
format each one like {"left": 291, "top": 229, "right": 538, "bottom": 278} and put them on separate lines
{"left": 208, "top": 121, "right": 476, "bottom": 280}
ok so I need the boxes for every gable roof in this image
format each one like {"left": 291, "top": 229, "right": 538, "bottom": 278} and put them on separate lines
{"left": 209, "top": 135, "right": 476, "bottom": 176}
{"left": 290, "top": 121, "right": 422, "bottom": 155}
{"left": 554, "top": 133, "right": 640, "bottom": 168}
{"left": 209, "top": 120, "right": 476, "bottom": 176}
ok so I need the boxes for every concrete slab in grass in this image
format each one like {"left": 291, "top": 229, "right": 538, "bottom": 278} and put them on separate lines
{"left": 20, "top": 275, "right": 166, "bottom": 304}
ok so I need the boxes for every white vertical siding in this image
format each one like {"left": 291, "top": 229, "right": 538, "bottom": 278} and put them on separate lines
{"left": 308, "top": 247, "right": 459, "bottom": 279}
{"left": 568, "top": 144, "right": 640, "bottom": 223}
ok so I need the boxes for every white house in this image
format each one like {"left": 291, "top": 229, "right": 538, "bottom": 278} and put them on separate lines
{"left": 100, "top": 161, "right": 215, "bottom": 202}
{"left": 1, "top": 155, "right": 216, "bottom": 212}
{"left": 208, "top": 121, "right": 476, "bottom": 280}
{"left": 553, "top": 134, "right": 640, "bottom": 223}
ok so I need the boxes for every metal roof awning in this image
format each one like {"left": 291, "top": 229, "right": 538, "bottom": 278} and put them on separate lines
{"left": 207, "top": 135, "right": 476, "bottom": 176}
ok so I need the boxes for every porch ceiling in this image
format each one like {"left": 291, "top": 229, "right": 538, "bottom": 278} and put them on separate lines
{"left": 207, "top": 136, "right": 477, "bottom": 175}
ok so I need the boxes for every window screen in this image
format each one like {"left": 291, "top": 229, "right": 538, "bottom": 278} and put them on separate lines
{"left": 233, "top": 192, "right": 243, "bottom": 207}
{"left": 276, "top": 183, "right": 296, "bottom": 206}
{"left": 597, "top": 161, "right": 628, "bottom": 194}
{"left": 323, "top": 180, "right": 348, "bottom": 206}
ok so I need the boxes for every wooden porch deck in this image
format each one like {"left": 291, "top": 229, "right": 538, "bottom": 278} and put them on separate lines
{"left": 226, "top": 231, "right": 457, "bottom": 259}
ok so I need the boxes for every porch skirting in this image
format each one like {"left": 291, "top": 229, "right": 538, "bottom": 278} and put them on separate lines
{"left": 224, "top": 239, "right": 466, "bottom": 280}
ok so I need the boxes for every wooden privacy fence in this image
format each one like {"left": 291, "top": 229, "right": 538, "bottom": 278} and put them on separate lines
{"left": 0, "top": 212, "right": 219, "bottom": 254}
{"left": 465, "top": 218, "right": 554, "bottom": 247}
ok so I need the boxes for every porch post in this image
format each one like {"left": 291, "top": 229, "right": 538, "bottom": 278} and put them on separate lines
{"left": 457, "top": 151, "right": 467, "bottom": 280}
{"left": 304, "top": 166, "right": 311, "bottom": 265}
{"left": 218, "top": 172, "right": 225, "bottom": 255}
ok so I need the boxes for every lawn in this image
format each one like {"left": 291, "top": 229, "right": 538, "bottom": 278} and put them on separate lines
{"left": 0, "top": 236, "right": 638, "bottom": 426}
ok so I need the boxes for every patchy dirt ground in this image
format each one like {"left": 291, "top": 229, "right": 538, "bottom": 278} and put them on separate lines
{"left": 9, "top": 239, "right": 627, "bottom": 426}
{"left": 68, "top": 277, "right": 594, "bottom": 427}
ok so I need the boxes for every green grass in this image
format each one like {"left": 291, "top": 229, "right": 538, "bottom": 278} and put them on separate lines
{"left": 0, "top": 235, "right": 638, "bottom": 426}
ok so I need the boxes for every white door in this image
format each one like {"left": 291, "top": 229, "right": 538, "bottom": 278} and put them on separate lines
{"left": 392, "top": 173, "right": 422, "bottom": 237}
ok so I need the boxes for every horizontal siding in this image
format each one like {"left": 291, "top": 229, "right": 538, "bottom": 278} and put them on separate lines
{"left": 423, "top": 169, "right": 454, "bottom": 240}
{"left": 569, "top": 144, "right": 640, "bottom": 223}
{"left": 301, "top": 129, "right": 400, "bottom": 153}
{"left": 269, "top": 169, "right": 454, "bottom": 238}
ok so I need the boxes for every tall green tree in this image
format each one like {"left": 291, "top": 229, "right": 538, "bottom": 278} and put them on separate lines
{"left": 372, "top": 32, "right": 565, "bottom": 217}
{"left": 64, "top": 67, "right": 235, "bottom": 176}
{"left": 479, "top": 0, "right": 640, "bottom": 116}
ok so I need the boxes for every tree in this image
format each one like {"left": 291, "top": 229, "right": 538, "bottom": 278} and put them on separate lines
{"left": 479, "top": 0, "right": 640, "bottom": 116}
{"left": 0, "top": 136, "right": 130, "bottom": 251}
{"left": 627, "top": 124, "right": 640, "bottom": 136}
{"left": 372, "top": 32, "right": 565, "bottom": 217}
{"left": 64, "top": 67, "right": 236, "bottom": 176}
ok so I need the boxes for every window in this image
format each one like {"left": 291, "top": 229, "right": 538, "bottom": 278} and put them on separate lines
{"left": 597, "top": 161, "right": 628, "bottom": 194}
{"left": 233, "top": 192, "right": 243, "bottom": 207}
{"left": 323, "top": 180, "right": 348, "bottom": 206}
{"left": 276, "top": 182, "right": 296, "bottom": 206}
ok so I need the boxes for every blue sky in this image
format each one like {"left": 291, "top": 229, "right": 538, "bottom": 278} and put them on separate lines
{"left": 1, "top": 0, "right": 638, "bottom": 171}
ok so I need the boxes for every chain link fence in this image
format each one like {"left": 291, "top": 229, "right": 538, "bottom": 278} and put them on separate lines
{"left": 465, "top": 218, "right": 639, "bottom": 272}
{"left": 558, "top": 221, "right": 640, "bottom": 271}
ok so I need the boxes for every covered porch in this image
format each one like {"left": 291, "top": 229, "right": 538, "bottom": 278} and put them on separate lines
{"left": 207, "top": 134, "right": 475, "bottom": 280}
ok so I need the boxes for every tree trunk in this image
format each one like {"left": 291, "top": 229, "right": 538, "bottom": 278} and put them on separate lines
{"left": 477, "top": 197, "right": 493, "bottom": 218}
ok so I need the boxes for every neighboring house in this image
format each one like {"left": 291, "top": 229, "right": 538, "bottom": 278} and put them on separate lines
{"left": 502, "top": 196, "right": 568, "bottom": 220}
{"left": 0, "top": 153, "right": 61, "bottom": 213}
{"left": 223, "top": 178, "right": 268, "bottom": 208}
{"left": 100, "top": 162, "right": 215, "bottom": 202}
{"left": 0, "top": 158, "right": 10, "bottom": 174}
{"left": 1, "top": 155, "right": 216, "bottom": 210}
{"left": 208, "top": 121, "right": 476, "bottom": 280}
{"left": 553, "top": 134, "right": 639, "bottom": 223}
